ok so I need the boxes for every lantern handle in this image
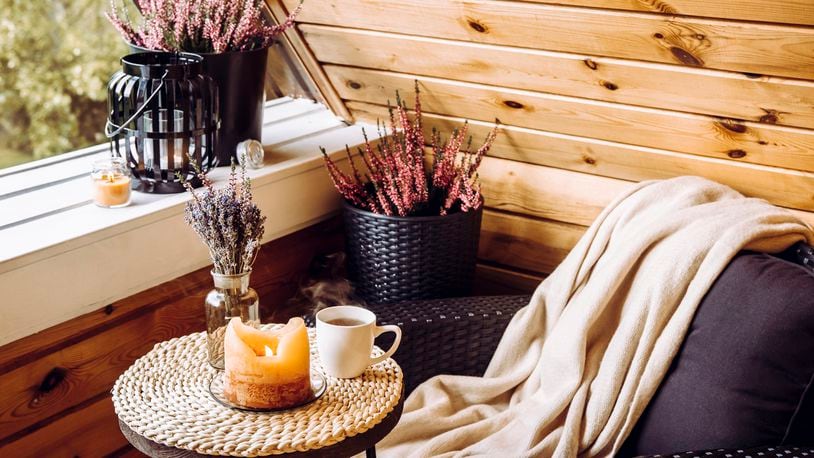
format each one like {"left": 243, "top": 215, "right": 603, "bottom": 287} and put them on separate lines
{"left": 105, "top": 70, "right": 170, "bottom": 138}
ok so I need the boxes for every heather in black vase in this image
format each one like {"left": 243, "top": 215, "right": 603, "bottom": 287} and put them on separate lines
{"left": 107, "top": 0, "right": 302, "bottom": 165}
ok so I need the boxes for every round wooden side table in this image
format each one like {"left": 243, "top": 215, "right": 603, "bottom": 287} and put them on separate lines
{"left": 113, "top": 327, "right": 404, "bottom": 458}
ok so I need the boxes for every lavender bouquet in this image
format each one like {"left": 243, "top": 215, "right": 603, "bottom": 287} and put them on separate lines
{"left": 181, "top": 162, "right": 266, "bottom": 275}
{"left": 107, "top": 0, "right": 302, "bottom": 53}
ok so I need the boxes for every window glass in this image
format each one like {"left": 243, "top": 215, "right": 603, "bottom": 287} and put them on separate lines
{"left": 0, "top": 1, "right": 128, "bottom": 169}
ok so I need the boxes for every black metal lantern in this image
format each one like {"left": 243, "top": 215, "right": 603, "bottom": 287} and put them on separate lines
{"left": 106, "top": 52, "right": 219, "bottom": 193}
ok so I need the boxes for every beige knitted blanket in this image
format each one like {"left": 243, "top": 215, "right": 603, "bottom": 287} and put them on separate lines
{"left": 379, "top": 176, "right": 812, "bottom": 457}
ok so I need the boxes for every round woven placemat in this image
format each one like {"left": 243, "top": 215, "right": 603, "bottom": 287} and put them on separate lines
{"left": 112, "top": 326, "right": 403, "bottom": 456}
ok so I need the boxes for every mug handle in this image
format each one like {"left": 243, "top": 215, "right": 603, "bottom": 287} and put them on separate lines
{"left": 370, "top": 324, "right": 402, "bottom": 366}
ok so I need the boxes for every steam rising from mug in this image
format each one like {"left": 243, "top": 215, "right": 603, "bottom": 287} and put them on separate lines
{"left": 287, "top": 253, "right": 364, "bottom": 316}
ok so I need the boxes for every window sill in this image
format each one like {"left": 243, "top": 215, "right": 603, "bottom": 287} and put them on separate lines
{"left": 0, "top": 98, "right": 375, "bottom": 346}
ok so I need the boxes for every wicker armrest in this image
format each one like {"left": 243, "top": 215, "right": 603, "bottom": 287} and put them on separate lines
{"left": 304, "top": 295, "right": 529, "bottom": 394}
{"left": 366, "top": 295, "right": 530, "bottom": 395}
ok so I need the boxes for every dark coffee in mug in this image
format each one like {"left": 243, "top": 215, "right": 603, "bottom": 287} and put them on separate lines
{"left": 325, "top": 317, "right": 366, "bottom": 326}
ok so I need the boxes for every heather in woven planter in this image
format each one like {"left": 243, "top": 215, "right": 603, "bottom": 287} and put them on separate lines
{"left": 321, "top": 83, "right": 498, "bottom": 217}
{"left": 321, "top": 84, "right": 499, "bottom": 303}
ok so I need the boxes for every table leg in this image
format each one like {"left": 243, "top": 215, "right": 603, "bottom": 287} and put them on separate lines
{"left": 366, "top": 447, "right": 377, "bottom": 458}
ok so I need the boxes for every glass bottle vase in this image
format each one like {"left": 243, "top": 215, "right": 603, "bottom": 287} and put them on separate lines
{"left": 205, "top": 270, "right": 260, "bottom": 369}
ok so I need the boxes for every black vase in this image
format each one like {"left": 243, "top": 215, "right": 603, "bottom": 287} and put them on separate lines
{"left": 343, "top": 201, "right": 484, "bottom": 304}
{"left": 200, "top": 47, "right": 268, "bottom": 165}
{"left": 130, "top": 45, "right": 268, "bottom": 165}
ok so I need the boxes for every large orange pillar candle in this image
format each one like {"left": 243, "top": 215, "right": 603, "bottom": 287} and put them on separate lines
{"left": 224, "top": 317, "right": 311, "bottom": 409}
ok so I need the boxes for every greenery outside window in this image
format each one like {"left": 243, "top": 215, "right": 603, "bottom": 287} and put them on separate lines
{"left": 0, "top": 1, "right": 129, "bottom": 169}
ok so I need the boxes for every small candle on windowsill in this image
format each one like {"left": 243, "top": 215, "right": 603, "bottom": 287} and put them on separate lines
{"left": 92, "top": 157, "right": 131, "bottom": 208}
{"left": 224, "top": 317, "right": 312, "bottom": 409}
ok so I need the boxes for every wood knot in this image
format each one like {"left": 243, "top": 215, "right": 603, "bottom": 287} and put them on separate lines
{"left": 39, "top": 367, "right": 68, "bottom": 393}
{"left": 467, "top": 18, "right": 488, "bottom": 33}
{"left": 645, "top": 0, "right": 678, "bottom": 13}
{"left": 583, "top": 156, "right": 597, "bottom": 165}
{"left": 758, "top": 140, "right": 768, "bottom": 145}
{"left": 669, "top": 47, "right": 703, "bottom": 67}
{"left": 583, "top": 59, "right": 598, "bottom": 70}
{"left": 104, "top": 304, "right": 114, "bottom": 315}
{"left": 347, "top": 81, "right": 362, "bottom": 90}
{"left": 695, "top": 33, "right": 706, "bottom": 40}
{"left": 759, "top": 114, "right": 778, "bottom": 124}
{"left": 718, "top": 120, "right": 747, "bottom": 134}
{"left": 653, "top": 32, "right": 664, "bottom": 39}
{"left": 601, "top": 81, "right": 618, "bottom": 91}
{"left": 759, "top": 109, "right": 780, "bottom": 124}
{"left": 727, "top": 149, "right": 747, "bottom": 159}
{"left": 503, "top": 100, "right": 524, "bottom": 109}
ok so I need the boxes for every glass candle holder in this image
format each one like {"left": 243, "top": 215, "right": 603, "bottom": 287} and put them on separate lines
{"left": 91, "top": 157, "right": 132, "bottom": 208}
{"left": 144, "top": 109, "right": 185, "bottom": 171}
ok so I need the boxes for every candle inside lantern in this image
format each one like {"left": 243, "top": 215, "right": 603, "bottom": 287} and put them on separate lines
{"left": 91, "top": 158, "right": 131, "bottom": 208}
{"left": 224, "top": 317, "right": 312, "bottom": 409}
{"left": 144, "top": 109, "right": 185, "bottom": 170}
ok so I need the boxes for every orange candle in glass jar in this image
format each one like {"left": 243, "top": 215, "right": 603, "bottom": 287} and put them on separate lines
{"left": 92, "top": 158, "right": 131, "bottom": 208}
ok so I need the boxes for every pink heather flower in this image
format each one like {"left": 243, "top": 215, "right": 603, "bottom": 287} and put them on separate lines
{"left": 410, "top": 86, "right": 428, "bottom": 202}
{"left": 432, "top": 123, "right": 467, "bottom": 192}
{"left": 320, "top": 147, "right": 367, "bottom": 210}
{"left": 106, "top": 0, "right": 142, "bottom": 46}
{"left": 107, "top": 0, "right": 302, "bottom": 53}
{"left": 345, "top": 145, "right": 365, "bottom": 187}
{"left": 173, "top": 1, "right": 189, "bottom": 48}
{"left": 259, "top": 2, "right": 303, "bottom": 49}
{"left": 321, "top": 83, "right": 498, "bottom": 217}
{"left": 371, "top": 180, "right": 394, "bottom": 216}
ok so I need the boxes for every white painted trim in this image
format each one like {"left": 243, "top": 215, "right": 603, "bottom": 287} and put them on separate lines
{"left": 0, "top": 98, "right": 376, "bottom": 346}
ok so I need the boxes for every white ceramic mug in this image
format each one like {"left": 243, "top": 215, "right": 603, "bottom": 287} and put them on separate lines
{"left": 316, "top": 306, "right": 402, "bottom": 379}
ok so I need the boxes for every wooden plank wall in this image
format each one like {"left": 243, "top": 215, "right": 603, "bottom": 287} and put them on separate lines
{"left": 278, "top": 0, "right": 814, "bottom": 286}
{"left": 0, "top": 219, "right": 343, "bottom": 458}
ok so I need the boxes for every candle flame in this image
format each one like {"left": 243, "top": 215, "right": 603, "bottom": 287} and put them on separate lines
{"left": 264, "top": 345, "right": 274, "bottom": 357}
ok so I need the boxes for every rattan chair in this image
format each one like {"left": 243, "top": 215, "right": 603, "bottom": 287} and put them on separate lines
{"left": 310, "top": 242, "right": 814, "bottom": 457}
{"left": 359, "top": 294, "right": 528, "bottom": 395}
{"left": 350, "top": 296, "right": 812, "bottom": 458}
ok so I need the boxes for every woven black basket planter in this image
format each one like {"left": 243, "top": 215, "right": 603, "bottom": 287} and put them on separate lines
{"left": 343, "top": 201, "right": 483, "bottom": 304}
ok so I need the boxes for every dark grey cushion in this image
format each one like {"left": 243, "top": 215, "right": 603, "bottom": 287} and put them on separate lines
{"left": 639, "top": 445, "right": 814, "bottom": 458}
{"left": 621, "top": 252, "right": 814, "bottom": 456}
